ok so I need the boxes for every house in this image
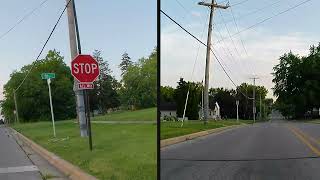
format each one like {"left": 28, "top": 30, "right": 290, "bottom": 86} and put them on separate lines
{"left": 312, "top": 107, "right": 320, "bottom": 118}
{"left": 160, "top": 101, "right": 221, "bottom": 120}
{"left": 159, "top": 102, "right": 177, "bottom": 119}
{"left": 199, "top": 102, "right": 221, "bottom": 120}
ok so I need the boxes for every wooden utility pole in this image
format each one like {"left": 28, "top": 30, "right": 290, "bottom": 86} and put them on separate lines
{"left": 236, "top": 100, "right": 239, "bottom": 122}
{"left": 199, "top": 0, "right": 229, "bottom": 124}
{"left": 250, "top": 76, "right": 259, "bottom": 123}
{"left": 259, "top": 94, "right": 262, "bottom": 120}
{"left": 13, "top": 91, "right": 19, "bottom": 123}
{"left": 66, "top": 0, "right": 87, "bottom": 137}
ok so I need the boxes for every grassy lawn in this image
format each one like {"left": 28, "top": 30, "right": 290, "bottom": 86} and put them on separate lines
{"left": 304, "top": 119, "right": 320, "bottom": 124}
{"left": 161, "top": 120, "right": 253, "bottom": 140}
{"left": 12, "top": 120, "right": 156, "bottom": 180}
{"left": 92, "top": 108, "right": 156, "bottom": 121}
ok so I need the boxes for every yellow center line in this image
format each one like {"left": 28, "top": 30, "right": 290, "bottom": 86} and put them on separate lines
{"left": 293, "top": 126, "right": 320, "bottom": 146}
{"left": 287, "top": 125, "right": 320, "bottom": 156}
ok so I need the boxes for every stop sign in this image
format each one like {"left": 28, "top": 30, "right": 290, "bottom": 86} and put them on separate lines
{"left": 71, "top": 55, "right": 100, "bottom": 83}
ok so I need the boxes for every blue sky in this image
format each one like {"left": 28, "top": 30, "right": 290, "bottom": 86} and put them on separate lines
{"left": 0, "top": 0, "right": 156, "bottom": 100}
{"left": 161, "top": 0, "right": 319, "bottom": 98}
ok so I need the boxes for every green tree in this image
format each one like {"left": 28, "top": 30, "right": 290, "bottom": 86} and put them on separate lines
{"left": 119, "top": 52, "right": 133, "bottom": 76}
{"left": 236, "top": 83, "right": 268, "bottom": 120}
{"left": 89, "top": 50, "right": 120, "bottom": 114}
{"left": 209, "top": 88, "right": 237, "bottom": 119}
{"left": 160, "top": 86, "right": 175, "bottom": 103}
{"left": 272, "top": 43, "right": 320, "bottom": 119}
{"left": 120, "top": 49, "right": 157, "bottom": 109}
{"left": 1, "top": 50, "right": 75, "bottom": 122}
{"left": 174, "top": 78, "right": 202, "bottom": 120}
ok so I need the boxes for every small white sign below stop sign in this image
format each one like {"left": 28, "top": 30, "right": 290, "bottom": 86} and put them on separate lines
{"left": 71, "top": 55, "right": 100, "bottom": 83}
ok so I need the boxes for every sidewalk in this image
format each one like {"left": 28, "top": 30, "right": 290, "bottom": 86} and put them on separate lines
{"left": 0, "top": 125, "right": 69, "bottom": 180}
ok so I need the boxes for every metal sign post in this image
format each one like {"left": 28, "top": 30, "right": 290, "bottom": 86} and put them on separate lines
{"left": 42, "top": 73, "right": 56, "bottom": 137}
{"left": 47, "top": 78, "right": 56, "bottom": 137}
{"left": 236, "top": 100, "right": 239, "bottom": 122}
{"left": 84, "top": 89, "right": 92, "bottom": 151}
{"left": 71, "top": 55, "right": 99, "bottom": 151}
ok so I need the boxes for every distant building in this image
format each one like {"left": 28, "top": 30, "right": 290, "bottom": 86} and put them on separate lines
{"left": 312, "top": 107, "right": 320, "bottom": 118}
{"left": 199, "top": 102, "right": 221, "bottom": 120}
{"left": 159, "top": 102, "right": 177, "bottom": 119}
{"left": 159, "top": 100, "right": 221, "bottom": 121}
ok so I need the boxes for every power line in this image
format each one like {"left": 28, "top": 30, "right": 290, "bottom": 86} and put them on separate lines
{"left": 215, "top": 0, "right": 282, "bottom": 25}
{"left": 211, "top": 47, "right": 250, "bottom": 99}
{"left": 160, "top": 10, "right": 206, "bottom": 47}
{"left": 160, "top": 9, "right": 250, "bottom": 99}
{"left": 211, "top": 27, "right": 244, "bottom": 84}
{"left": 174, "top": 0, "right": 190, "bottom": 14}
{"left": 217, "top": 0, "right": 312, "bottom": 43}
{"left": 217, "top": 10, "right": 253, "bottom": 75}
{"left": 14, "top": 0, "right": 72, "bottom": 92}
{"left": 230, "top": 0, "right": 250, "bottom": 7}
{"left": 211, "top": 48, "right": 238, "bottom": 88}
{"left": 161, "top": 9, "right": 240, "bottom": 89}
{"left": 211, "top": 31, "right": 243, "bottom": 85}
{"left": 0, "top": 0, "right": 51, "bottom": 41}
{"left": 218, "top": 0, "right": 250, "bottom": 7}
{"left": 171, "top": 0, "right": 243, "bottom": 86}
{"left": 229, "top": 5, "right": 255, "bottom": 73}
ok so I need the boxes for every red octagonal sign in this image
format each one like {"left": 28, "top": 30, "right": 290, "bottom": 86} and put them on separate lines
{"left": 71, "top": 55, "right": 100, "bottom": 83}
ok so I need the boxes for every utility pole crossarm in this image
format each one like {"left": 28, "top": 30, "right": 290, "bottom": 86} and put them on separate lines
{"left": 198, "top": 2, "right": 230, "bottom": 9}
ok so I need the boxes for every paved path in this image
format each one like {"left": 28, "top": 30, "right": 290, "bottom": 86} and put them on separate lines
{"left": 0, "top": 125, "right": 69, "bottom": 180}
{"left": 161, "top": 117, "right": 320, "bottom": 179}
{"left": 0, "top": 126, "right": 42, "bottom": 180}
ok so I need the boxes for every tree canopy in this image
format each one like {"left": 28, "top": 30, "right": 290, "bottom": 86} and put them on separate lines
{"left": 160, "top": 80, "right": 270, "bottom": 120}
{"left": 1, "top": 50, "right": 75, "bottom": 122}
{"left": 1, "top": 48, "right": 157, "bottom": 122}
{"left": 272, "top": 43, "right": 320, "bottom": 119}
{"left": 119, "top": 48, "right": 157, "bottom": 109}
{"left": 89, "top": 50, "right": 120, "bottom": 114}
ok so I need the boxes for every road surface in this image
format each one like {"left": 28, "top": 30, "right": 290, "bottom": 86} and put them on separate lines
{"left": 0, "top": 125, "right": 43, "bottom": 179}
{"left": 161, "top": 114, "right": 320, "bottom": 179}
{"left": 0, "top": 125, "right": 69, "bottom": 180}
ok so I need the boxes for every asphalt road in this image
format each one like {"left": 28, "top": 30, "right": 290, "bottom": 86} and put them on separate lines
{"left": 0, "top": 125, "right": 42, "bottom": 180}
{"left": 161, "top": 115, "right": 320, "bottom": 179}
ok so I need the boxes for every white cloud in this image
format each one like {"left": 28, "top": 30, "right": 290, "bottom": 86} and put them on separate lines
{"left": 161, "top": 25, "right": 319, "bottom": 99}
{"left": 190, "top": 11, "right": 202, "bottom": 18}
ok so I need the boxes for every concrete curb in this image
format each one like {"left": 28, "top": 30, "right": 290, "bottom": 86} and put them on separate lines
{"left": 9, "top": 128, "right": 98, "bottom": 180}
{"left": 161, "top": 124, "right": 248, "bottom": 148}
{"left": 91, "top": 121, "right": 156, "bottom": 124}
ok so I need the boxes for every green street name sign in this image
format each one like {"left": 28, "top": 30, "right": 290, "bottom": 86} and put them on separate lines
{"left": 41, "top": 73, "right": 55, "bottom": 80}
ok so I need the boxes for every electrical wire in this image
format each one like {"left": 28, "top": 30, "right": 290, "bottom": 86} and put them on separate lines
{"left": 230, "top": 0, "right": 250, "bottom": 7}
{"left": 217, "top": 0, "right": 312, "bottom": 43}
{"left": 160, "top": 9, "right": 250, "bottom": 99}
{"left": 175, "top": 0, "right": 240, "bottom": 83}
{"left": 212, "top": 29, "right": 244, "bottom": 84}
{"left": 0, "top": 0, "right": 51, "bottom": 41}
{"left": 218, "top": 0, "right": 250, "bottom": 7}
{"left": 229, "top": 5, "right": 255, "bottom": 74}
{"left": 161, "top": 10, "right": 206, "bottom": 47}
{"left": 182, "top": 8, "right": 209, "bottom": 124}
{"left": 171, "top": 0, "right": 244, "bottom": 88}
{"left": 14, "top": 0, "right": 72, "bottom": 93}
{"left": 217, "top": 10, "right": 253, "bottom": 75}
{"left": 215, "top": 0, "right": 282, "bottom": 25}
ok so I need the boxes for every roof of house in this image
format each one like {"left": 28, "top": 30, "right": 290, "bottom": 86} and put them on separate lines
{"left": 159, "top": 102, "right": 177, "bottom": 111}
